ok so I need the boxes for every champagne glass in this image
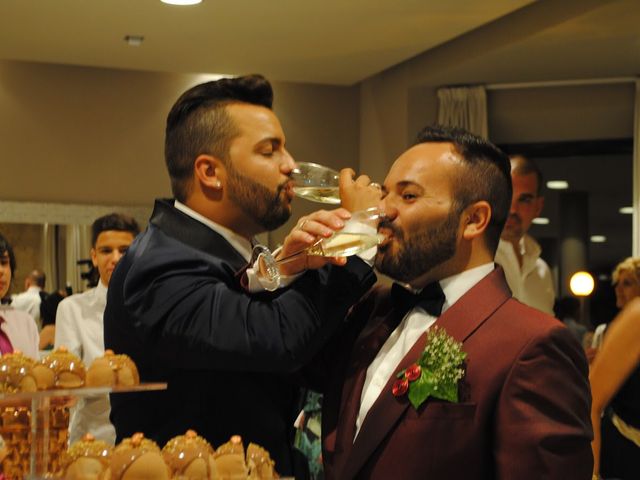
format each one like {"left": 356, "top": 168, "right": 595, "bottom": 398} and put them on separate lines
{"left": 290, "top": 162, "right": 341, "bottom": 204}
{"left": 253, "top": 207, "right": 386, "bottom": 288}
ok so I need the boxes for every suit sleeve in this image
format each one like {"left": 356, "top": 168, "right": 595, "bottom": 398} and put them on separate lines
{"left": 119, "top": 241, "right": 377, "bottom": 373}
{"left": 495, "top": 325, "right": 593, "bottom": 479}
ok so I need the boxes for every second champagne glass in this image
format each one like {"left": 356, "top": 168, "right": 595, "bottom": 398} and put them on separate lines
{"left": 253, "top": 207, "right": 386, "bottom": 288}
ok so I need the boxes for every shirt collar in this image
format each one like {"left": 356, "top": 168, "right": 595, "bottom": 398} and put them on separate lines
{"left": 438, "top": 263, "right": 495, "bottom": 314}
{"left": 174, "top": 200, "right": 254, "bottom": 262}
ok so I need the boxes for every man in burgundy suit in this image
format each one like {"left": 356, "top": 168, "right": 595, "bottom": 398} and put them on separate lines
{"left": 320, "top": 126, "right": 593, "bottom": 479}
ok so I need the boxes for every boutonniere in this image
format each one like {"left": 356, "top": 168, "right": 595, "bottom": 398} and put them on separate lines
{"left": 392, "top": 326, "right": 467, "bottom": 409}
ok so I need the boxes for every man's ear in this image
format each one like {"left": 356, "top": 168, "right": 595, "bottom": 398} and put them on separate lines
{"left": 461, "top": 201, "right": 491, "bottom": 240}
{"left": 194, "top": 155, "right": 224, "bottom": 190}
{"left": 90, "top": 247, "right": 98, "bottom": 268}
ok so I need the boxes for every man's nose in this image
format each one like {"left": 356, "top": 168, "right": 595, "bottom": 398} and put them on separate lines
{"left": 280, "top": 150, "right": 296, "bottom": 174}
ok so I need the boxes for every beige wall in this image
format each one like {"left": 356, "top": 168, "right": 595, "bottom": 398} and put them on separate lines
{"left": 0, "top": 59, "right": 360, "bottom": 247}
{"left": 358, "top": 0, "right": 632, "bottom": 175}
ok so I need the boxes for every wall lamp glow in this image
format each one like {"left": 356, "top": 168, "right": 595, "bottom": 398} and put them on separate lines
{"left": 570, "top": 271, "right": 595, "bottom": 297}
{"left": 546, "top": 180, "right": 569, "bottom": 190}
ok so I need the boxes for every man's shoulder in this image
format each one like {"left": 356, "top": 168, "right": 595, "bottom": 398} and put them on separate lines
{"left": 58, "top": 289, "right": 95, "bottom": 310}
{"left": 488, "top": 297, "right": 569, "bottom": 346}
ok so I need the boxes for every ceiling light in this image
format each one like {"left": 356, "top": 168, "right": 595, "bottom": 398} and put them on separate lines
{"left": 532, "top": 217, "right": 549, "bottom": 225}
{"left": 546, "top": 180, "right": 569, "bottom": 190}
{"left": 124, "top": 35, "right": 144, "bottom": 46}
{"left": 590, "top": 235, "right": 607, "bottom": 243}
{"left": 619, "top": 206, "right": 634, "bottom": 214}
{"left": 161, "top": 0, "right": 202, "bottom": 5}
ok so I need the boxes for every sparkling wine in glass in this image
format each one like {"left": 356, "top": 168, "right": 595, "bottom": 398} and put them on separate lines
{"left": 253, "top": 207, "right": 385, "bottom": 288}
{"left": 290, "top": 162, "right": 341, "bottom": 204}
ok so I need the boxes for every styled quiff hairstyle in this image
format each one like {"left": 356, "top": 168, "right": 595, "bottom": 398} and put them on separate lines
{"left": 414, "top": 125, "right": 512, "bottom": 253}
{"left": 612, "top": 256, "right": 640, "bottom": 286}
{"left": 164, "top": 74, "right": 274, "bottom": 202}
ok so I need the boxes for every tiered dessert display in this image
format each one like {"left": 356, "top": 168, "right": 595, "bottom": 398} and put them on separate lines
{"left": 60, "top": 431, "right": 277, "bottom": 480}
{"left": 0, "top": 348, "right": 165, "bottom": 479}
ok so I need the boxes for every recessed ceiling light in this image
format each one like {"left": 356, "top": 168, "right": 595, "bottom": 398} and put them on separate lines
{"left": 546, "top": 180, "right": 569, "bottom": 190}
{"left": 590, "top": 235, "right": 607, "bottom": 243}
{"left": 161, "top": 0, "right": 202, "bottom": 5}
{"left": 619, "top": 206, "right": 634, "bottom": 214}
{"left": 532, "top": 217, "right": 549, "bottom": 225}
{"left": 124, "top": 35, "right": 144, "bottom": 46}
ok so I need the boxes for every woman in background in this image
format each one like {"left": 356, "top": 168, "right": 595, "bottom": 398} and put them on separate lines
{"left": 0, "top": 233, "right": 40, "bottom": 358}
{"left": 590, "top": 256, "right": 640, "bottom": 479}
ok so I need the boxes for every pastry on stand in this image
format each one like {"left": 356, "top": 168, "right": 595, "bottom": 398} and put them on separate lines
{"left": 86, "top": 350, "right": 139, "bottom": 388}
{"left": 32, "top": 346, "right": 86, "bottom": 390}
{"left": 60, "top": 433, "right": 112, "bottom": 480}
{"left": 162, "top": 429, "right": 218, "bottom": 479}
{"left": 0, "top": 351, "right": 37, "bottom": 394}
{"left": 110, "top": 432, "right": 170, "bottom": 479}
{"left": 215, "top": 435, "right": 277, "bottom": 480}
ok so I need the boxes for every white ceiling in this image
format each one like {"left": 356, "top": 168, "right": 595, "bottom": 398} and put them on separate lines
{"left": 0, "top": 0, "right": 533, "bottom": 85}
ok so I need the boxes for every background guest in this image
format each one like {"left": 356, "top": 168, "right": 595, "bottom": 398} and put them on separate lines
{"left": 54, "top": 213, "right": 140, "bottom": 444}
{"left": 495, "top": 154, "right": 555, "bottom": 314}
{"left": 0, "top": 233, "right": 39, "bottom": 358}
{"left": 590, "top": 293, "right": 640, "bottom": 479}
{"left": 11, "top": 268, "right": 46, "bottom": 329}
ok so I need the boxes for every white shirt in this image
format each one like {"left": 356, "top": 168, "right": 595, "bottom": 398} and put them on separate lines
{"left": 354, "top": 263, "right": 495, "bottom": 439}
{"left": 495, "top": 235, "right": 555, "bottom": 315}
{"left": 0, "top": 305, "right": 40, "bottom": 359}
{"left": 11, "top": 286, "right": 43, "bottom": 327}
{"left": 54, "top": 281, "right": 115, "bottom": 444}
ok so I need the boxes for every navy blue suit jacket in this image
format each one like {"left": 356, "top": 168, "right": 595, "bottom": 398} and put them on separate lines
{"left": 104, "top": 199, "right": 376, "bottom": 475}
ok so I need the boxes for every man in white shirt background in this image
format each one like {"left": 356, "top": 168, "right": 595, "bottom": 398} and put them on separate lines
{"left": 494, "top": 154, "right": 555, "bottom": 314}
{"left": 11, "top": 268, "right": 46, "bottom": 328}
{"left": 54, "top": 213, "right": 140, "bottom": 444}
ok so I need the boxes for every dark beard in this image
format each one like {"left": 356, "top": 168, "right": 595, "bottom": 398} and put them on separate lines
{"left": 375, "top": 209, "right": 459, "bottom": 283}
{"left": 226, "top": 165, "right": 291, "bottom": 231}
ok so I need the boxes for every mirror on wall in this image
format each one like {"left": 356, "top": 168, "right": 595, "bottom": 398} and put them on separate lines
{"left": 0, "top": 201, "right": 150, "bottom": 299}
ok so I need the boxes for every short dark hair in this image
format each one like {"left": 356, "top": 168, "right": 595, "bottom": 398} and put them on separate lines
{"left": 164, "top": 74, "right": 274, "bottom": 202}
{"left": 510, "top": 154, "right": 544, "bottom": 196}
{"left": 91, "top": 213, "right": 140, "bottom": 246}
{"left": 414, "top": 125, "right": 512, "bottom": 253}
{"left": 0, "top": 233, "right": 16, "bottom": 275}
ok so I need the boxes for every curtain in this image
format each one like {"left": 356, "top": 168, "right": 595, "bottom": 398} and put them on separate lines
{"left": 437, "top": 86, "right": 488, "bottom": 139}
{"left": 65, "top": 224, "right": 92, "bottom": 294}
{"left": 633, "top": 81, "right": 640, "bottom": 256}
{"left": 42, "top": 223, "right": 58, "bottom": 291}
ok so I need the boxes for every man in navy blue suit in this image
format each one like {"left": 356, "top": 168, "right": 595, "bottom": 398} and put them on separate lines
{"left": 104, "top": 75, "right": 378, "bottom": 476}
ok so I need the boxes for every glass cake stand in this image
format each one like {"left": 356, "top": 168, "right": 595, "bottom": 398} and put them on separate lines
{"left": 0, "top": 383, "right": 167, "bottom": 479}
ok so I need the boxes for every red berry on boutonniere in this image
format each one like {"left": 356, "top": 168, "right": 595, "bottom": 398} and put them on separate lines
{"left": 405, "top": 363, "right": 421, "bottom": 381}
{"left": 392, "top": 378, "right": 409, "bottom": 397}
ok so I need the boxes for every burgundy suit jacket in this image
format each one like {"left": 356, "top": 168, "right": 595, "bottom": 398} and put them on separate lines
{"left": 321, "top": 268, "right": 593, "bottom": 479}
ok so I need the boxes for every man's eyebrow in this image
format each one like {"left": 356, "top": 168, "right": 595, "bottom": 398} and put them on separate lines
{"left": 256, "top": 137, "right": 282, "bottom": 147}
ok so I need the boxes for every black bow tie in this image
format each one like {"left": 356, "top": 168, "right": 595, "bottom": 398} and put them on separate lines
{"left": 391, "top": 281, "right": 446, "bottom": 318}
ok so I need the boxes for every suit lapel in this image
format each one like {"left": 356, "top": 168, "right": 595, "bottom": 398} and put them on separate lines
{"left": 333, "top": 293, "right": 395, "bottom": 468}
{"left": 340, "top": 268, "right": 511, "bottom": 479}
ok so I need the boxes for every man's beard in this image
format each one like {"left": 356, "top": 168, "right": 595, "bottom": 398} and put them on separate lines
{"left": 226, "top": 165, "right": 291, "bottom": 231}
{"left": 375, "top": 209, "right": 460, "bottom": 283}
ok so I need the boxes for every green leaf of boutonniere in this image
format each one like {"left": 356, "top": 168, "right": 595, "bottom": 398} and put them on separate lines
{"left": 393, "top": 326, "right": 467, "bottom": 409}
